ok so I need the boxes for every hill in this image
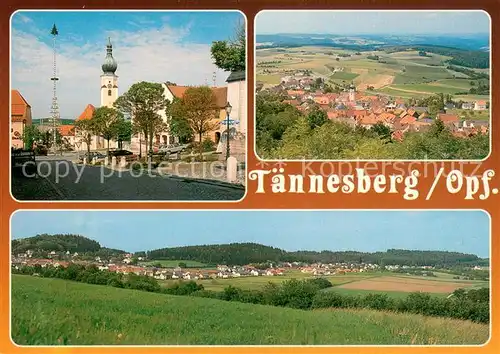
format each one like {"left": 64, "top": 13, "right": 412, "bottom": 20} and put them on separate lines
{"left": 11, "top": 234, "right": 125, "bottom": 256}
{"left": 11, "top": 275, "right": 489, "bottom": 345}
{"left": 145, "top": 243, "right": 486, "bottom": 267}
{"left": 32, "top": 118, "right": 76, "bottom": 125}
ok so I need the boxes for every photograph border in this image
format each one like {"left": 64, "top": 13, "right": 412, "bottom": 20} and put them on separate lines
{"left": 253, "top": 9, "right": 493, "bottom": 163}
{"left": 8, "top": 208, "right": 493, "bottom": 348}
{"left": 9, "top": 8, "right": 249, "bottom": 204}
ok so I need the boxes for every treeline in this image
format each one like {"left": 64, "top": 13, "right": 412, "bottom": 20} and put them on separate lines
{"left": 144, "top": 242, "right": 486, "bottom": 267}
{"left": 12, "top": 234, "right": 101, "bottom": 255}
{"left": 383, "top": 45, "right": 489, "bottom": 69}
{"left": 447, "top": 65, "right": 489, "bottom": 80}
{"left": 14, "top": 265, "right": 489, "bottom": 324}
{"left": 256, "top": 92, "right": 489, "bottom": 160}
{"left": 12, "top": 234, "right": 126, "bottom": 258}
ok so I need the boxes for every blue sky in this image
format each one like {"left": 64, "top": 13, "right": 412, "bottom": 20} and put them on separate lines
{"left": 11, "top": 210, "right": 490, "bottom": 257}
{"left": 256, "top": 11, "right": 490, "bottom": 35}
{"left": 11, "top": 11, "right": 244, "bottom": 119}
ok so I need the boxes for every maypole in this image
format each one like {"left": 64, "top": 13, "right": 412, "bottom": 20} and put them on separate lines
{"left": 50, "top": 24, "right": 60, "bottom": 153}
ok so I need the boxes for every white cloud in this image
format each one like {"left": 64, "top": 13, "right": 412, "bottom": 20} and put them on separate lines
{"left": 11, "top": 22, "right": 229, "bottom": 119}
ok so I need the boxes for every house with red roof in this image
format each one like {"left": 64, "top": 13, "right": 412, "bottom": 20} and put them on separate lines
{"left": 11, "top": 90, "right": 32, "bottom": 149}
{"left": 436, "top": 113, "right": 460, "bottom": 125}
{"left": 474, "top": 100, "right": 488, "bottom": 111}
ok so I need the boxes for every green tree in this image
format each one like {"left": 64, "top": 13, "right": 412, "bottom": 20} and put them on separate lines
{"left": 114, "top": 119, "right": 132, "bottom": 149}
{"left": 306, "top": 107, "right": 328, "bottom": 129}
{"left": 22, "top": 125, "right": 42, "bottom": 150}
{"left": 210, "top": 22, "right": 245, "bottom": 72}
{"left": 168, "top": 86, "right": 219, "bottom": 156}
{"left": 166, "top": 97, "right": 193, "bottom": 143}
{"left": 92, "top": 106, "right": 124, "bottom": 155}
{"left": 75, "top": 118, "right": 96, "bottom": 158}
{"left": 114, "top": 82, "right": 167, "bottom": 156}
{"left": 178, "top": 262, "right": 187, "bottom": 268}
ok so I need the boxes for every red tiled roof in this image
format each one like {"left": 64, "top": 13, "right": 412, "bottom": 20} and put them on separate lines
{"left": 167, "top": 85, "right": 227, "bottom": 108}
{"left": 11, "top": 89, "right": 30, "bottom": 121}
{"left": 77, "top": 104, "right": 96, "bottom": 121}
{"left": 400, "top": 115, "right": 417, "bottom": 125}
{"left": 59, "top": 125, "right": 75, "bottom": 136}
{"left": 437, "top": 113, "right": 459, "bottom": 123}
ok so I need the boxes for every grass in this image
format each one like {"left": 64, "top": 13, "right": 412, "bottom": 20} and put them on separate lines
{"left": 330, "top": 71, "right": 359, "bottom": 81}
{"left": 11, "top": 275, "right": 489, "bottom": 345}
{"left": 142, "top": 259, "right": 209, "bottom": 268}
{"left": 448, "top": 109, "right": 490, "bottom": 121}
{"left": 256, "top": 74, "right": 281, "bottom": 85}
{"left": 324, "top": 287, "right": 448, "bottom": 299}
{"left": 161, "top": 273, "right": 374, "bottom": 291}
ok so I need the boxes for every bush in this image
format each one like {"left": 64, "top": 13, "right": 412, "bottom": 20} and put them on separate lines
{"left": 263, "top": 279, "right": 320, "bottom": 310}
{"left": 362, "top": 294, "right": 395, "bottom": 310}
{"left": 306, "top": 277, "right": 333, "bottom": 290}
{"left": 311, "top": 291, "right": 345, "bottom": 309}
{"left": 164, "top": 281, "right": 204, "bottom": 296}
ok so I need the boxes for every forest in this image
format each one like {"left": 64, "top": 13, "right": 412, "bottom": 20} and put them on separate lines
{"left": 11, "top": 234, "right": 125, "bottom": 257}
{"left": 382, "top": 45, "right": 489, "bottom": 69}
{"left": 144, "top": 243, "right": 487, "bottom": 267}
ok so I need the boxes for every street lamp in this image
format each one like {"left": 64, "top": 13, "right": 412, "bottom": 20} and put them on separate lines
{"left": 224, "top": 102, "right": 232, "bottom": 160}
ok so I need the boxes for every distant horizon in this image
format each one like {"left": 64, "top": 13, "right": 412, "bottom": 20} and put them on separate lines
{"left": 10, "top": 210, "right": 490, "bottom": 258}
{"left": 257, "top": 32, "right": 490, "bottom": 37}
{"left": 256, "top": 11, "right": 490, "bottom": 36}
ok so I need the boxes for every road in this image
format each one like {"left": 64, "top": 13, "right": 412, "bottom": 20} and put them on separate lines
{"left": 11, "top": 158, "right": 245, "bottom": 201}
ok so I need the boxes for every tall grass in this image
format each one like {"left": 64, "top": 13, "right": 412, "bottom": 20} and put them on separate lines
{"left": 12, "top": 275, "right": 489, "bottom": 346}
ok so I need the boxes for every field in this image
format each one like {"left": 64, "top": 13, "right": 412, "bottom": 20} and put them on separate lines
{"left": 11, "top": 275, "right": 489, "bottom": 345}
{"left": 256, "top": 46, "right": 490, "bottom": 101}
{"left": 156, "top": 271, "right": 487, "bottom": 296}
{"left": 335, "top": 276, "right": 481, "bottom": 294}
{"left": 166, "top": 273, "right": 375, "bottom": 291}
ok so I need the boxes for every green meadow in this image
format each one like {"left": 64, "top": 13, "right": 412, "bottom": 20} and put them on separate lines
{"left": 11, "top": 275, "right": 489, "bottom": 345}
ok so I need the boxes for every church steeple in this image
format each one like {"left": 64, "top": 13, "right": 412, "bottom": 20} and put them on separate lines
{"left": 101, "top": 37, "right": 118, "bottom": 75}
{"left": 100, "top": 37, "right": 119, "bottom": 108}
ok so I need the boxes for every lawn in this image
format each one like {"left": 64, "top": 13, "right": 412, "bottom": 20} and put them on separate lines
{"left": 11, "top": 275, "right": 489, "bottom": 345}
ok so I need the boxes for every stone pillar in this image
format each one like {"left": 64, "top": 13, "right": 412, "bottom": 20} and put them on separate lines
{"left": 92, "top": 157, "right": 97, "bottom": 165}
{"left": 83, "top": 157, "right": 87, "bottom": 165}
{"left": 104, "top": 156, "right": 109, "bottom": 165}
{"left": 119, "top": 156, "right": 127, "bottom": 168}
{"left": 111, "top": 156, "right": 117, "bottom": 166}
{"left": 227, "top": 156, "right": 238, "bottom": 183}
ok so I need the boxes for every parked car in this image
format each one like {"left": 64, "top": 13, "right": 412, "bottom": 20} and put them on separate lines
{"left": 158, "top": 143, "right": 188, "bottom": 154}
{"left": 79, "top": 152, "right": 106, "bottom": 162}
{"left": 109, "top": 150, "right": 134, "bottom": 157}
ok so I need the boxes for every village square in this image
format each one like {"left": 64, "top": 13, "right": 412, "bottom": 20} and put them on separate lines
{"left": 10, "top": 11, "right": 246, "bottom": 200}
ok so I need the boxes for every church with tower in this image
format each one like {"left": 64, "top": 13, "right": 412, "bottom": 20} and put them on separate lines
{"left": 100, "top": 38, "right": 119, "bottom": 108}
{"left": 74, "top": 38, "right": 120, "bottom": 152}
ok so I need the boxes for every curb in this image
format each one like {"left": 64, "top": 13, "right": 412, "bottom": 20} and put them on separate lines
{"left": 163, "top": 174, "right": 246, "bottom": 190}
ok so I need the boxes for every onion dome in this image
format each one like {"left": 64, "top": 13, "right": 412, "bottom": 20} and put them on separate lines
{"left": 101, "top": 37, "right": 117, "bottom": 75}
